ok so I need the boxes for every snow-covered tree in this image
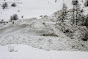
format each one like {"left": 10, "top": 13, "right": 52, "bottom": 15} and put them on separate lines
{"left": 60, "top": 3, "right": 67, "bottom": 22}
{"left": 2, "top": 2, "right": 8, "bottom": 9}
{"left": 84, "top": 0, "right": 88, "bottom": 7}
{"left": 71, "top": 0, "right": 83, "bottom": 25}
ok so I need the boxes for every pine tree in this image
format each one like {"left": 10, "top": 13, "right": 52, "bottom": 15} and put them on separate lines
{"left": 61, "top": 3, "right": 67, "bottom": 22}
{"left": 72, "top": 0, "right": 82, "bottom": 25}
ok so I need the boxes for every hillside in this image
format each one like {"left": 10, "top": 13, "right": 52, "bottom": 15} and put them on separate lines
{"left": 0, "top": 0, "right": 88, "bottom": 57}
{"left": 0, "top": 0, "right": 88, "bottom": 21}
{"left": 0, "top": 7, "right": 88, "bottom": 51}
{"left": 1, "top": 0, "right": 88, "bottom": 59}
{"left": 0, "top": 0, "right": 62, "bottom": 21}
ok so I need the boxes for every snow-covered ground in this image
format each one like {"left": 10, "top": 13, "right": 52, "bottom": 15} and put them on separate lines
{"left": 0, "top": 0, "right": 87, "bottom": 21}
{"left": 0, "top": 44, "right": 88, "bottom": 59}
{"left": 0, "top": 0, "right": 88, "bottom": 59}
{"left": 0, "top": 0, "right": 62, "bottom": 21}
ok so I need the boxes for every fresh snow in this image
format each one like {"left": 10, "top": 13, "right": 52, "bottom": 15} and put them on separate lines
{"left": 0, "top": 0, "right": 87, "bottom": 21}
{"left": 0, "top": 0, "right": 62, "bottom": 21}
{"left": 0, "top": 0, "right": 88, "bottom": 59}
{"left": 0, "top": 44, "right": 88, "bottom": 59}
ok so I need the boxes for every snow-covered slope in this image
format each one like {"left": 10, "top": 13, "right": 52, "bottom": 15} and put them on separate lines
{"left": 0, "top": 0, "right": 88, "bottom": 52}
{"left": 0, "top": 13, "right": 88, "bottom": 51}
{"left": 0, "top": 0, "right": 88, "bottom": 21}
{"left": 0, "top": 0, "right": 61, "bottom": 21}
{"left": 0, "top": 0, "right": 88, "bottom": 58}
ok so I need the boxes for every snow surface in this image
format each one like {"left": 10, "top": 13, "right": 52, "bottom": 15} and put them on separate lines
{"left": 0, "top": 44, "right": 88, "bottom": 59}
{"left": 0, "top": 0, "right": 87, "bottom": 21}
{"left": 0, "top": 0, "right": 88, "bottom": 59}
{"left": 0, "top": 0, "right": 62, "bottom": 21}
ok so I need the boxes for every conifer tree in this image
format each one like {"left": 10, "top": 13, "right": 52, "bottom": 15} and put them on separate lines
{"left": 61, "top": 3, "right": 67, "bottom": 22}
{"left": 72, "top": 0, "right": 82, "bottom": 25}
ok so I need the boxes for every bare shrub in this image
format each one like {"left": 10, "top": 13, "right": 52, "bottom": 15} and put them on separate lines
{"left": 10, "top": 14, "right": 18, "bottom": 21}
{"left": 63, "top": 29, "right": 74, "bottom": 39}
{"left": 84, "top": 0, "right": 88, "bottom": 7}
{"left": 63, "top": 29, "right": 72, "bottom": 33}
{"left": 42, "top": 33, "right": 58, "bottom": 37}
{"left": 21, "top": 16, "right": 23, "bottom": 18}
{"left": 8, "top": 46, "right": 18, "bottom": 52}
{"left": 8, "top": 46, "right": 15, "bottom": 52}
{"left": 11, "top": 3, "right": 16, "bottom": 7}
{"left": 2, "top": 2, "right": 8, "bottom": 9}
{"left": 0, "top": 19, "right": 4, "bottom": 23}
{"left": 82, "top": 32, "right": 88, "bottom": 41}
{"left": 83, "top": 14, "right": 88, "bottom": 26}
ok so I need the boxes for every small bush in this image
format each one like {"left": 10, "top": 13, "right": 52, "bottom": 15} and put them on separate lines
{"left": 2, "top": 2, "right": 8, "bottom": 9}
{"left": 8, "top": 46, "right": 18, "bottom": 52}
{"left": 10, "top": 14, "right": 18, "bottom": 21}
{"left": 62, "top": 28, "right": 73, "bottom": 39}
{"left": 12, "top": 21, "right": 14, "bottom": 24}
{"left": 42, "top": 33, "right": 58, "bottom": 37}
{"left": 40, "top": 15, "right": 43, "bottom": 17}
{"left": 0, "top": 19, "right": 4, "bottom": 23}
{"left": 0, "top": 19, "right": 6, "bottom": 25}
{"left": 63, "top": 29, "right": 72, "bottom": 33}
{"left": 84, "top": 15, "right": 88, "bottom": 26}
{"left": 82, "top": 32, "right": 88, "bottom": 41}
{"left": 11, "top": 3, "right": 16, "bottom": 7}
{"left": 8, "top": 46, "right": 15, "bottom": 52}
{"left": 84, "top": 0, "right": 88, "bottom": 7}
{"left": 21, "top": 16, "right": 23, "bottom": 18}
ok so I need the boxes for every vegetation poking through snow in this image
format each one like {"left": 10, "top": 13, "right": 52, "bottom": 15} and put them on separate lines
{"left": 42, "top": 33, "right": 58, "bottom": 37}
{"left": 83, "top": 14, "right": 88, "bottom": 26}
{"left": 1, "top": 2, "right": 8, "bottom": 9}
{"left": 8, "top": 46, "right": 17, "bottom": 52}
{"left": 60, "top": 3, "right": 67, "bottom": 22}
{"left": 84, "top": 0, "right": 88, "bottom": 7}
{"left": 0, "top": 19, "right": 4, "bottom": 23}
{"left": 10, "top": 14, "right": 18, "bottom": 21}
{"left": 82, "top": 32, "right": 88, "bottom": 41}
{"left": 11, "top": 3, "right": 17, "bottom": 7}
{"left": 1, "top": 0, "right": 88, "bottom": 51}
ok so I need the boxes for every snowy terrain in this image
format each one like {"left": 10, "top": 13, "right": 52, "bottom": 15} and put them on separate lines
{"left": 0, "top": 0, "right": 62, "bottom": 21}
{"left": 0, "top": 10, "right": 88, "bottom": 51}
{"left": 0, "top": 0, "right": 87, "bottom": 21}
{"left": 0, "top": 0, "right": 88, "bottom": 59}
{"left": 0, "top": 44, "right": 88, "bottom": 59}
